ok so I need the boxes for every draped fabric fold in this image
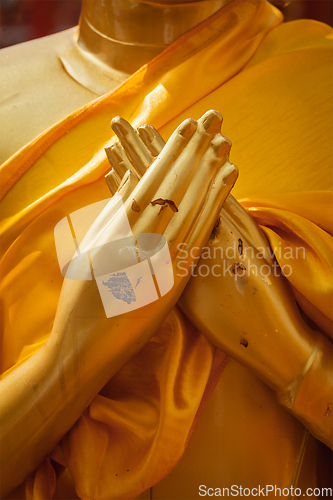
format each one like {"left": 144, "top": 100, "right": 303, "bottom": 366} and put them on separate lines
{"left": 52, "top": 310, "right": 228, "bottom": 500}
{"left": 240, "top": 192, "right": 333, "bottom": 338}
{"left": 1, "top": 0, "right": 332, "bottom": 498}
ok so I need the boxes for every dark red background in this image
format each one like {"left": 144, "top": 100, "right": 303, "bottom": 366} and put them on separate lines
{"left": 0, "top": 0, "right": 332, "bottom": 49}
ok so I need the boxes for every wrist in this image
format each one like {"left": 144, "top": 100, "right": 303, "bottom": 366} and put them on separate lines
{"left": 276, "top": 333, "right": 333, "bottom": 448}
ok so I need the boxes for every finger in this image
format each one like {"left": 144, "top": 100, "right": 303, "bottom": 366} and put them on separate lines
{"left": 111, "top": 117, "right": 153, "bottom": 177}
{"left": 199, "top": 109, "right": 223, "bottom": 135}
{"left": 137, "top": 124, "right": 166, "bottom": 157}
{"left": 105, "top": 169, "right": 121, "bottom": 195}
{"left": 107, "top": 125, "right": 164, "bottom": 184}
{"left": 223, "top": 195, "right": 273, "bottom": 263}
{"left": 133, "top": 111, "right": 224, "bottom": 235}
{"left": 184, "top": 161, "right": 238, "bottom": 253}
{"left": 105, "top": 143, "right": 133, "bottom": 179}
{"left": 117, "top": 170, "right": 140, "bottom": 203}
{"left": 164, "top": 134, "right": 232, "bottom": 246}
{"left": 124, "top": 118, "right": 198, "bottom": 228}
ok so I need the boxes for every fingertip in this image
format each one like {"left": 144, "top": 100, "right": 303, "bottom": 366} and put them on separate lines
{"left": 138, "top": 124, "right": 154, "bottom": 143}
{"left": 212, "top": 135, "right": 232, "bottom": 159}
{"left": 110, "top": 143, "right": 124, "bottom": 162}
{"left": 118, "top": 169, "right": 139, "bottom": 190}
{"left": 111, "top": 117, "right": 134, "bottom": 136}
{"left": 178, "top": 118, "right": 197, "bottom": 138}
{"left": 201, "top": 110, "right": 223, "bottom": 134}
{"left": 223, "top": 164, "right": 239, "bottom": 186}
{"left": 105, "top": 169, "right": 121, "bottom": 195}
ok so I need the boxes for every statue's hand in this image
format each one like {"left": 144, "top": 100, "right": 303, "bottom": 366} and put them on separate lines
{"left": 104, "top": 114, "right": 312, "bottom": 389}
{"left": 107, "top": 115, "right": 332, "bottom": 449}
{"left": 52, "top": 111, "right": 238, "bottom": 382}
{"left": 179, "top": 173, "right": 333, "bottom": 449}
{"left": 0, "top": 112, "right": 238, "bottom": 498}
{"left": 106, "top": 120, "right": 308, "bottom": 390}
{"left": 179, "top": 194, "right": 312, "bottom": 388}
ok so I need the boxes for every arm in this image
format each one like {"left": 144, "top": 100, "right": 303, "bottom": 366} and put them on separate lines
{"left": 179, "top": 194, "right": 333, "bottom": 449}
{"left": 0, "top": 111, "right": 238, "bottom": 497}
{"left": 107, "top": 115, "right": 333, "bottom": 449}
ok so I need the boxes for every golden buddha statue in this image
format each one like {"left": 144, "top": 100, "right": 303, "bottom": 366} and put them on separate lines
{"left": 0, "top": 1, "right": 332, "bottom": 499}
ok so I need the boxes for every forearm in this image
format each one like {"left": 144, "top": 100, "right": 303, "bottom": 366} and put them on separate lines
{"left": 0, "top": 278, "right": 163, "bottom": 497}
{"left": 1, "top": 248, "right": 195, "bottom": 498}
{"left": 276, "top": 333, "right": 333, "bottom": 448}
{"left": 105, "top": 116, "right": 333, "bottom": 448}
{"left": 0, "top": 336, "right": 89, "bottom": 497}
{"left": 179, "top": 198, "right": 333, "bottom": 448}
{"left": 0, "top": 111, "right": 239, "bottom": 495}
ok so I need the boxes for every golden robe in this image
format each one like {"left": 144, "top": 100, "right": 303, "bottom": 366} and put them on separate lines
{"left": 1, "top": 0, "right": 332, "bottom": 498}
